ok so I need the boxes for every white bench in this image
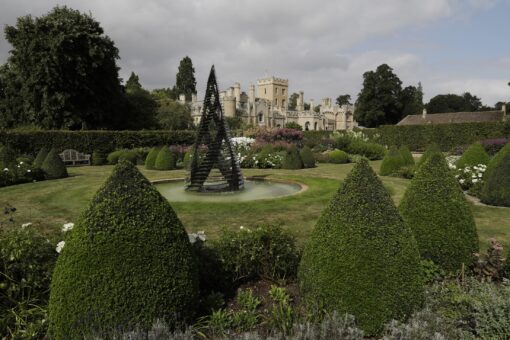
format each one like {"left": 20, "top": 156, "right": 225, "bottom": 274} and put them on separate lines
{"left": 59, "top": 149, "right": 91, "bottom": 166}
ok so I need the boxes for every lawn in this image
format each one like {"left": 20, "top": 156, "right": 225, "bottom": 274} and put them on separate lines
{"left": 1, "top": 162, "right": 509, "bottom": 248}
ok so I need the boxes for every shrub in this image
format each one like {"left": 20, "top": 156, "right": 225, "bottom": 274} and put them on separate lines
{"left": 399, "top": 153, "right": 479, "bottom": 272}
{"left": 480, "top": 138, "right": 509, "bottom": 156}
{"left": 155, "top": 146, "right": 177, "bottom": 170}
{"left": 281, "top": 145, "right": 303, "bottom": 169}
{"left": 41, "top": 148, "right": 68, "bottom": 179}
{"left": 456, "top": 142, "right": 490, "bottom": 168}
{"left": 328, "top": 149, "right": 350, "bottom": 164}
{"left": 145, "top": 147, "right": 160, "bottom": 170}
{"left": 33, "top": 147, "right": 49, "bottom": 168}
{"left": 48, "top": 161, "right": 198, "bottom": 338}
{"left": 0, "top": 145, "right": 17, "bottom": 170}
{"left": 399, "top": 145, "right": 415, "bottom": 166}
{"left": 481, "top": 151, "right": 510, "bottom": 207}
{"left": 182, "top": 151, "right": 192, "bottom": 170}
{"left": 91, "top": 150, "right": 107, "bottom": 165}
{"left": 118, "top": 150, "right": 138, "bottom": 164}
{"left": 484, "top": 141, "right": 510, "bottom": 179}
{"left": 299, "top": 159, "right": 424, "bottom": 336}
{"left": 346, "top": 139, "right": 386, "bottom": 160}
{"left": 379, "top": 146, "right": 405, "bottom": 176}
{"left": 284, "top": 121, "right": 303, "bottom": 131}
{"left": 106, "top": 150, "right": 124, "bottom": 165}
{"left": 300, "top": 146, "right": 315, "bottom": 168}
{"left": 416, "top": 143, "right": 441, "bottom": 169}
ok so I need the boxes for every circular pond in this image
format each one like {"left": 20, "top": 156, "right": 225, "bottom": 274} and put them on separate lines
{"left": 155, "top": 179, "right": 304, "bottom": 202}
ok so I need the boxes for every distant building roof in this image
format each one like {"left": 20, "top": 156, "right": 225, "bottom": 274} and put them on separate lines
{"left": 397, "top": 110, "right": 505, "bottom": 126}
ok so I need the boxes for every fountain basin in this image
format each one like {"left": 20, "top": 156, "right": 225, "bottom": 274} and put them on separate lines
{"left": 154, "top": 177, "right": 306, "bottom": 202}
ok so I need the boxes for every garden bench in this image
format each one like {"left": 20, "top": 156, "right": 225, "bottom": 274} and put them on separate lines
{"left": 59, "top": 149, "right": 91, "bottom": 166}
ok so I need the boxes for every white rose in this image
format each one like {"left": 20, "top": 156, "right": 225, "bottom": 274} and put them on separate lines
{"left": 56, "top": 241, "right": 65, "bottom": 253}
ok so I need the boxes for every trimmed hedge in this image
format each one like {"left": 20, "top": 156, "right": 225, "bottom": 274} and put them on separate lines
{"left": 145, "top": 147, "right": 160, "bottom": 170}
{"left": 328, "top": 149, "right": 350, "bottom": 164}
{"left": 300, "top": 146, "right": 316, "bottom": 168}
{"left": 281, "top": 145, "right": 304, "bottom": 169}
{"left": 41, "top": 148, "right": 68, "bottom": 179}
{"left": 299, "top": 159, "right": 424, "bottom": 336}
{"left": 379, "top": 146, "right": 405, "bottom": 176}
{"left": 369, "top": 122, "right": 509, "bottom": 151}
{"left": 155, "top": 147, "right": 176, "bottom": 170}
{"left": 416, "top": 143, "right": 442, "bottom": 169}
{"left": 485, "top": 142, "right": 510, "bottom": 179}
{"left": 33, "top": 147, "right": 49, "bottom": 168}
{"left": 456, "top": 142, "right": 490, "bottom": 168}
{"left": 399, "top": 145, "right": 415, "bottom": 166}
{"left": 91, "top": 150, "right": 107, "bottom": 166}
{"left": 399, "top": 153, "right": 479, "bottom": 272}
{"left": 0, "top": 146, "right": 17, "bottom": 169}
{"left": 481, "top": 151, "right": 510, "bottom": 207}
{"left": 48, "top": 161, "right": 198, "bottom": 338}
{"left": 0, "top": 130, "right": 196, "bottom": 155}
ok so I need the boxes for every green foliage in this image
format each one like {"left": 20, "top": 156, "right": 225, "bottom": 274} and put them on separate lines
{"left": 328, "top": 149, "right": 350, "bottom": 164}
{"left": 155, "top": 99, "right": 193, "bottom": 130}
{"left": 347, "top": 139, "right": 386, "bottom": 160}
{"left": 144, "top": 147, "right": 160, "bottom": 170}
{"left": 336, "top": 94, "right": 352, "bottom": 106}
{"left": 118, "top": 150, "right": 138, "bottom": 164}
{"left": 0, "top": 6, "right": 127, "bottom": 129}
{"left": 212, "top": 225, "right": 301, "bottom": 284}
{"left": 379, "top": 145, "right": 405, "bottom": 176}
{"left": 125, "top": 81, "right": 158, "bottom": 129}
{"left": 427, "top": 92, "right": 484, "bottom": 114}
{"left": 0, "top": 130, "right": 196, "bottom": 155}
{"left": 155, "top": 147, "right": 176, "bottom": 170}
{"left": 268, "top": 286, "right": 295, "bottom": 335}
{"left": 481, "top": 151, "right": 510, "bottom": 207}
{"left": 284, "top": 121, "right": 303, "bottom": 131}
{"left": 175, "top": 56, "right": 196, "bottom": 101}
{"left": 33, "top": 147, "right": 48, "bottom": 168}
{"left": 91, "top": 150, "right": 106, "bottom": 166}
{"left": 299, "top": 159, "right": 424, "bottom": 335}
{"left": 399, "top": 145, "right": 415, "bottom": 166}
{"left": 281, "top": 145, "right": 303, "bottom": 169}
{"left": 106, "top": 150, "right": 123, "bottom": 165}
{"left": 0, "top": 226, "right": 58, "bottom": 338}
{"left": 416, "top": 143, "right": 441, "bottom": 169}
{"left": 484, "top": 141, "right": 510, "bottom": 179}
{"left": 399, "top": 153, "right": 479, "bottom": 272}
{"left": 400, "top": 84, "right": 424, "bottom": 118}
{"left": 183, "top": 151, "right": 192, "bottom": 170}
{"left": 0, "top": 145, "right": 16, "bottom": 169}
{"left": 41, "top": 148, "right": 68, "bottom": 179}
{"left": 48, "top": 161, "right": 198, "bottom": 338}
{"left": 300, "top": 146, "right": 315, "bottom": 168}
{"left": 288, "top": 93, "right": 299, "bottom": 110}
{"left": 456, "top": 142, "right": 490, "bottom": 168}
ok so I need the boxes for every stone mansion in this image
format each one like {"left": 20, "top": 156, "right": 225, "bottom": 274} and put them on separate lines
{"left": 179, "top": 76, "right": 358, "bottom": 131}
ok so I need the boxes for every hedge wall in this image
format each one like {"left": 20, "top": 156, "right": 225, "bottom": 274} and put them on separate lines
{"left": 367, "top": 122, "right": 509, "bottom": 151}
{"left": 0, "top": 130, "right": 196, "bottom": 155}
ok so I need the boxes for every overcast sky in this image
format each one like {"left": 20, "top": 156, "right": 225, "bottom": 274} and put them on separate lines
{"left": 1, "top": 0, "right": 509, "bottom": 106}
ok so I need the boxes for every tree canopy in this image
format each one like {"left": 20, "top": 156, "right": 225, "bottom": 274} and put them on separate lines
{"left": 175, "top": 56, "right": 196, "bottom": 101}
{"left": 288, "top": 92, "right": 299, "bottom": 110}
{"left": 426, "top": 92, "right": 489, "bottom": 113}
{"left": 336, "top": 94, "right": 352, "bottom": 106}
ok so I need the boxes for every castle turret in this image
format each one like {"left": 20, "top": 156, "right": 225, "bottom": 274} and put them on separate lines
{"left": 223, "top": 96, "right": 236, "bottom": 118}
{"left": 234, "top": 82, "right": 241, "bottom": 109}
{"left": 297, "top": 91, "right": 304, "bottom": 111}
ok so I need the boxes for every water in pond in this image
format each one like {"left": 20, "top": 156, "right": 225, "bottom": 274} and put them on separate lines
{"left": 155, "top": 179, "right": 303, "bottom": 202}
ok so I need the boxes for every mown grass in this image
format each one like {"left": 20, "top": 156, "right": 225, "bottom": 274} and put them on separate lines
{"left": 1, "top": 162, "right": 509, "bottom": 248}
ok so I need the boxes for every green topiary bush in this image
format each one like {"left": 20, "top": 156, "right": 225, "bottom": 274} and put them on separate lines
{"left": 416, "top": 143, "right": 441, "bottom": 169}
{"left": 106, "top": 150, "right": 124, "bottom": 165}
{"left": 48, "top": 160, "right": 198, "bottom": 338}
{"left": 145, "top": 147, "right": 160, "bottom": 170}
{"left": 33, "top": 147, "right": 49, "bottom": 168}
{"left": 399, "top": 145, "right": 415, "bottom": 166}
{"left": 456, "top": 142, "right": 490, "bottom": 168}
{"left": 41, "top": 148, "right": 68, "bottom": 179}
{"left": 155, "top": 147, "right": 176, "bottom": 170}
{"left": 118, "top": 150, "right": 138, "bottom": 164}
{"left": 328, "top": 149, "right": 350, "bottom": 164}
{"left": 0, "top": 146, "right": 17, "bottom": 170}
{"left": 379, "top": 146, "right": 405, "bottom": 176}
{"left": 484, "top": 142, "right": 510, "bottom": 179}
{"left": 300, "top": 146, "right": 315, "bottom": 168}
{"left": 281, "top": 145, "right": 303, "bottom": 170}
{"left": 399, "top": 153, "right": 479, "bottom": 272}
{"left": 481, "top": 152, "right": 510, "bottom": 207}
{"left": 299, "top": 159, "right": 424, "bottom": 336}
{"left": 182, "top": 151, "right": 192, "bottom": 170}
{"left": 92, "top": 150, "right": 107, "bottom": 166}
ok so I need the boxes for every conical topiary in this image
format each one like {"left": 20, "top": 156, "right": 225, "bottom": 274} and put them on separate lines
{"left": 399, "top": 145, "right": 415, "bottom": 166}
{"left": 300, "top": 146, "right": 315, "bottom": 168}
{"left": 281, "top": 145, "right": 303, "bottom": 169}
{"left": 416, "top": 143, "right": 441, "bottom": 169}
{"left": 456, "top": 142, "right": 490, "bottom": 168}
{"left": 145, "top": 147, "right": 160, "bottom": 170}
{"left": 41, "top": 148, "right": 68, "bottom": 179}
{"left": 91, "top": 150, "right": 107, "bottom": 166}
{"left": 484, "top": 142, "right": 510, "bottom": 179}
{"left": 481, "top": 151, "right": 510, "bottom": 207}
{"left": 399, "top": 153, "right": 479, "bottom": 272}
{"left": 379, "top": 145, "right": 405, "bottom": 176}
{"left": 155, "top": 146, "right": 176, "bottom": 170}
{"left": 33, "top": 147, "right": 49, "bottom": 168}
{"left": 48, "top": 160, "right": 198, "bottom": 338}
{"left": 0, "top": 146, "right": 16, "bottom": 170}
{"left": 299, "top": 159, "right": 424, "bottom": 336}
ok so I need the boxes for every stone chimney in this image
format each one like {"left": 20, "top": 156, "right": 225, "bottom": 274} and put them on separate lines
{"left": 297, "top": 91, "right": 304, "bottom": 111}
{"left": 422, "top": 108, "right": 427, "bottom": 119}
{"left": 234, "top": 82, "right": 241, "bottom": 108}
{"left": 248, "top": 84, "right": 255, "bottom": 103}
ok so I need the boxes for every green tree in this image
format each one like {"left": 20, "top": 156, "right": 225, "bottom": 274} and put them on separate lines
{"left": 155, "top": 99, "right": 193, "bottom": 130}
{"left": 335, "top": 94, "right": 352, "bottom": 106}
{"left": 481, "top": 152, "right": 510, "bottom": 207}
{"left": 379, "top": 145, "right": 405, "bottom": 176}
{"left": 0, "top": 6, "right": 126, "bottom": 129}
{"left": 426, "top": 92, "right": 484, "bottom": 114}
{"left": 400, "top": 84, "right": 424, "bottom": 117}
{"left": 125, "top": 72, "right": 142, "bottom": 93}
{"left": 288, "top": 92, "right": 299, "bottom": 110}
{"left": 354, "top": 64, "right": 403, "bottom": 127}
{"left": 175, "top": 56, "right": 196, "bottom": 102}
{"left": 124, "top": 72, "right": 158, "bottom": 129}
{"left": 456, "top": 142, "right": 490, "bottom": 168}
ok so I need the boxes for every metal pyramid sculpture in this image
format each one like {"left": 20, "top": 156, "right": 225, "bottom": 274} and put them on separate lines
{"left": 186, "top": 66, "right": 244, "bottom": 192}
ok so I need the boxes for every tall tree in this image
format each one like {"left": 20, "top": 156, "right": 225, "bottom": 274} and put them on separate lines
{"left": 336, "top": 94, "right": 352, "bottom": 106}
{"left": 400, "top": 84, "right": 424, "bottom": 117}
{"left": 288, "top": 92, "right": 299, "bottom": 110}
{"left": 125, "top": 72, "right": 142, "bottom": 93}
{"left": 426, "top": 92, "right": 484, "bottom": 114}
{"left": 354, "top": 64, "right": 403, "bottom": 127}
{"left": 175, "top": 56, "right": 196, "bottom": 102}
{"left": 0, "top": 6, "right": 126, "bottom": 129}
{"left": 155, "top": 99, "right": 193, "bottom": 130}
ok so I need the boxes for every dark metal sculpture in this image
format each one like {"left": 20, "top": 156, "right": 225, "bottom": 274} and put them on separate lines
{"left": 186, "top": 66, "right": 244, "bottom": 192}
